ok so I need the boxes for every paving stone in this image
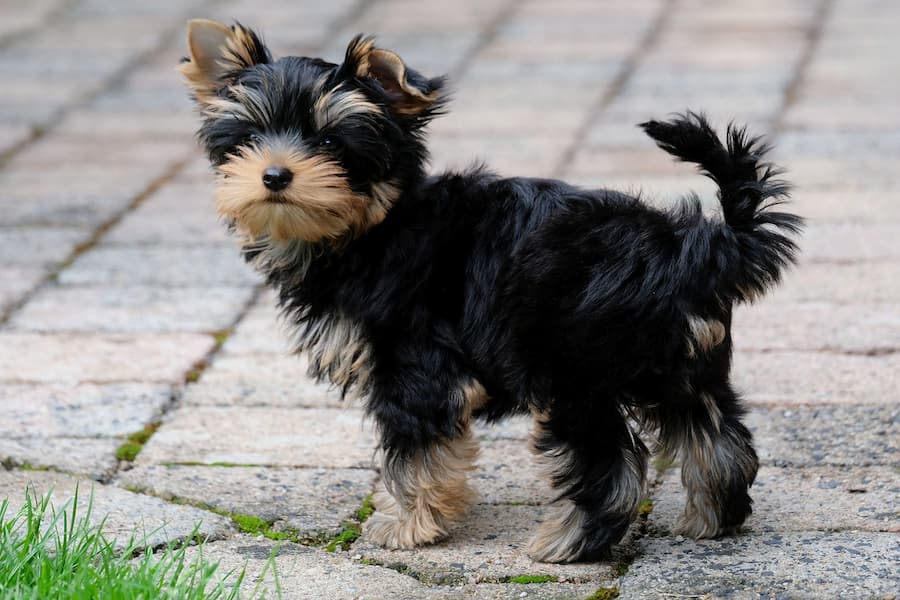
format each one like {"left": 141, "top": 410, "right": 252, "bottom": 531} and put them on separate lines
{"left": 137, "top": 406, "right": 377, "bottom": 468}
{"left": 10, "top": 137, "right": 191, "bottom": 167}
{"left": 103, "top": 200, "right": 230, "bottom": 245}
{"left": 218, "top": 294, "right": 291, "bottom": 355}
{"left": 9, "top": 285, "right": 254, "bottom": 333}
{"left": 356, "top": 504, "right": 616, "bottom": 584}
{"left": 182, "top": 353, "right": 343, "bottom": 408}
{"left": 474, "top": 416, "right": 532, "bottom": 442}
{"left": 619, "top": 532, "right": 900, "bottom": 600}
{"left": 650, "top": 466, "right": 899, "bottom": 535}
{"left": 0, "top": 471, "right": 233, "bottom": 548}
{"left": 788, "top": 188, "right": 900, "bottom": 222}
{"left": 0, "top": 437, "right": 119, "bottom": 480}
{"left": 802, "top": 223, "right": 900, "bottom": 263}
{"left": 59, "top": 246, "right": 260, "bottom": 286}
{"left": 735, "top": 350, "right": 900, "bottom": 406}
{"left": 0, "top": 226, "right": 91, "bottom": 267}
{"left": 0, "top": 266, "right": 46, "bottom": 315}
{"left": 0, "top": 333, "right": 215, "bottom": 383}
{"left": 746, "top": 404, "right": 898, "bottom": 467}
{"left": 475, "top": 439, "right": 552, "bottom": 506}
{"left": 119, "top": 464, "right": 377, "bottom": 537}
{"left": 0, "top": 383, "right": 171, "bottom": 437}
{"left": 182, "top": 537, "right": 434, "bottom": 599}
{"left": 767, "top": 262, "right": 900, "bottom": 304}
{"left": 733, "top": 302, "right": 900, "bottom": 353}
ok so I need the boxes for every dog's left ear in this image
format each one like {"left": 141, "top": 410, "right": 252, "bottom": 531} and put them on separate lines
{"left": 343, "top": 36, "right": 447, "bottom": 120}
{"left": 179, "top": 19, "right": 270, "bottom": 101}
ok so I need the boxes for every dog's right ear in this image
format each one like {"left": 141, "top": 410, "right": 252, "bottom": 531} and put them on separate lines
{"left": 178, "top": 19, "right": 270, "bottom": 102}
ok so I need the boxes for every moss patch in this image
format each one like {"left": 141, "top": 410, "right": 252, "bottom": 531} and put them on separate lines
{"left": 586, "top": 587, "right": 619, "bottom": 600}
{"left": 115, "top": 422, "right": 160, "bottom": 462}
{"left": 504, "top": 574, "right": 559, "bottom": 584}
{"left": 612, "top": 561, "right": 629, "bottom": 577}
{"left": 324, "top": 524, "right": 361, "bottom": 552}
{"left": 637, "top": 499, "right": 654, "bottom": 517}
{"left": 652, "top": 455, "right": 675, "bottom": 474}
{"left": 355, "top": 494, "right": 375, "bottom": 522}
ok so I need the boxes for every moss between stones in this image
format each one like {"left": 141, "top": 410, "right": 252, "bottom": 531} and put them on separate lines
{"left": 612, "top": 561, "right": 630, "bottom": 578}
{"left": 355, "top": 493, "right": 375, "bottom": 522}
{"left": 504, "top": 574, "right": 559, "bottom": 584}
{"left": 115, "top": 422, "right": 160, "bottom": 462}
{"left": 637, "top": 498, "right": 654, "bottom": 517}
{"left": 651, "top": 454, "right": 675, "bottom": 474}
{"left": 585, "top": 587, "right": 619, "bottom": 600}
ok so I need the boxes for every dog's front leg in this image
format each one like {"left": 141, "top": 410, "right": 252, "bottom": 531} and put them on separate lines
{"left": 363, "top": 356, "right": 483, "bottom": 549}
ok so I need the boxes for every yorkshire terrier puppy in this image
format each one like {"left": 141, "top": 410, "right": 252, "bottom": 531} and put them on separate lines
{"left": 180, "top": 20, "right": 801, "bottom": 563}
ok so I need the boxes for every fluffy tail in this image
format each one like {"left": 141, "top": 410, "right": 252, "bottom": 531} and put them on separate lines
{"left": 640, "top": 111, "right": 803, "bottom": 303}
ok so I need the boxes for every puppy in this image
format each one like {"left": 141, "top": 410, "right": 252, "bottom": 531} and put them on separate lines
{"left": 180, "top": 20, "right": 801, "bottom": 563}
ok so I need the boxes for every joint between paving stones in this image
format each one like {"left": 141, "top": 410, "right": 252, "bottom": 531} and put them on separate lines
{"left": 551, "top": 0, "right": 678, "bottom": 178}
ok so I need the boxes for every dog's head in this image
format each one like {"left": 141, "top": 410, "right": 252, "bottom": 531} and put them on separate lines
{"left": 180, "top": 20, "right": 447, "bottom": 243}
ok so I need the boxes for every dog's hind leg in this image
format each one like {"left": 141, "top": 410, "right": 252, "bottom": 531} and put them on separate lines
{"left": 527, "top": 400, "right": 647, "bottom": 563}
{"left": 657, "top": 381, "right": 759, "bottom": 538}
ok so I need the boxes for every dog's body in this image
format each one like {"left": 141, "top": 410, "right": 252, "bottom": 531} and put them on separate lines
{"left": 181, "top": 20, "right": 801, "bottom": 563}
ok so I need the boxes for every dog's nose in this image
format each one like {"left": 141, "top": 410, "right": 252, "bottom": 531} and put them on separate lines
{"left": 262, "top": 167, "right": 293, "bottom": 192}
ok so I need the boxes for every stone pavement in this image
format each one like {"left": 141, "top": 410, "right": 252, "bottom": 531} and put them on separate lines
{"left": 1, "top": 0, "right": 898, "bottom": 598}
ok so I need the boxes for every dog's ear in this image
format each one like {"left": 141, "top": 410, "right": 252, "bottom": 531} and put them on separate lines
{"left": 179, "top": 19, "right": 270, "bottom": 101}
{"left": 342, "top": 36, "right": 447, "bottom": 120}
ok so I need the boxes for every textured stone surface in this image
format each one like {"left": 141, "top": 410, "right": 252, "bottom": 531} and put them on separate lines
{"left": 58, "top": 246, "right": 260, "bottom": 286}
{"left": 733, "top": 302, "right": 900, "bottom": 353}
{"left": 0, "top": 471, "right": 233, "bottom": 548}
{"left": 182, "top": 353, "right": 343, "bottom": 408}
{"left": 734, "top": 350, "right": 900, "bottom": 406}
{"left": 0, "top": 266, "right": 46, "bottom": 315}
{"left": 0, "top": 437, "right": 120, "bottom": 481}
{"left": 651, "top": 466, "right": 900, "bottom": 535}
{"left": 475, "top": 439, "right": 552, "bottom": 506}
{"left": 119, "top": 464, "right": 377, "bottom": 537}
{"left": 618, "top": 532, "right": 900, "bottom": 600}
{"left": 0, "top": 333, "right": 215, "bottom": 383}
{"left": 0, "top": 226, "right": 92, "bottom": 267}
{"left": 137, "top": 407, "right": 377, "bottom": 469}
{"left": 9, "top": 285, "right": 255, "bottom": 333}
{"left": 0, "top": 383, "right": 171, "bottom": 437}
{"left": 747, "top": 405, "right": 899, "bottom": 467}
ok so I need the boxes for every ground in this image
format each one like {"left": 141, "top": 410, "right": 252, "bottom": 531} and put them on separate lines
{"left": 1, "top": 0, "right": 898, "bottom": 598}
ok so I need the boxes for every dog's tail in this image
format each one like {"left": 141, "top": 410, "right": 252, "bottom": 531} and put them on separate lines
{"left": 640, "top": 111, "right": 803, "bottom": 303}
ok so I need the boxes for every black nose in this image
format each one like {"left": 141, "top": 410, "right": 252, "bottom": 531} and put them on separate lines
{"left": 262, "top": 167, "right": 293, "bottom": 192}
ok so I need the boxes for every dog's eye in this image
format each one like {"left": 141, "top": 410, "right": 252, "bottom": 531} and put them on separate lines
{"left": 319, "top": 135, "right": 340, "bottom": 149}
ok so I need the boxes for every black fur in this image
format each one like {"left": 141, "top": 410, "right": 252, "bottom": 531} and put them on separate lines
{"left": 185, "top": 24, "right": 802, "bottom": 563}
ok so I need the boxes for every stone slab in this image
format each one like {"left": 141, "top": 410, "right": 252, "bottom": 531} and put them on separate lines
{"left": 747, "top": 405, "right": 898, "bottom": 468}
{"left": 733, "top": 302, "right": 900, "bottom": 353}
{"left": 9, "top": 285, "right": 254, "bottom": 333}
{"left": 119, "top": 464, "right": 376, "bottom": 537}
{"left": 734, "top": 350, "right": 900, "bottom": 406}
{"left": 356, "top": 504, "right": 617, "bottom": 584}
{"left": 768, "top": 262, "right": 900, "bottom": 304}
{"left": 137, "top": 406, "right": 377, "bottom": 469}
{"left": 218, "top": 292, "right": 292, "bottom": 355}
{"left": 0, "top": 437, "right": 119, "bottom": 481}
{"left": 0, "top": 226, "right": 92, "bottom": 268}
{"left": 619, "top": 532, "right": 900, "bottom": 600}
{"left": 802, "top": 223, "right": 900, "bottom": 263}
{"left": 58, "top": 246, "right": 260, "bottom": 286}
{"left": 475, "top": 439, "right": 553, "bottom": 506}
{"left": 0, "top": 471, "right": 233, "bottom": 548}
{"left": 0, "top": 333, "right": 215, "bottom": 384}
{"left": 182, "top": 537, "right": 434, "bottom": 600}
{"left": 0, "top": 266, "right": 46, "bottom": 315}
{"left": 182, "top": 353, "right": 343, "bottom": 408}
{"left": 0, "top": 383, "right": 171, "bottom": 437}
{"left": 650, "top": 466, "right": 900, "bottom": 535}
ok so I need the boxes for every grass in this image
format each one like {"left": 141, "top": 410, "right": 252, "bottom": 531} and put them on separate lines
{"left": 0, "top": 486, "right": 247, "bottom": 599}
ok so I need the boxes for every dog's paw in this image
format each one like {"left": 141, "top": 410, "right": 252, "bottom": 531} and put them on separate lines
{"left": 363, "top": 489, "right": 448, "bottom": 549}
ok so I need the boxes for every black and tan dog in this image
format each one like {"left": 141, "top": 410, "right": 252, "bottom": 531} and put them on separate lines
{"left": 180, "top": 20, "right": 801, "bottom": 563}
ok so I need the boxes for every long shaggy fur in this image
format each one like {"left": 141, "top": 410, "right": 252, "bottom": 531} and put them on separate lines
{"left": 182, "top": 20, "right": 802, "bottom": 563}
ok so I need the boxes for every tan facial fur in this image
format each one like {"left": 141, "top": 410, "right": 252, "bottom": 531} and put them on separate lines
{"left": 216, "top": 139, "right": 368, "bottom": 242}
